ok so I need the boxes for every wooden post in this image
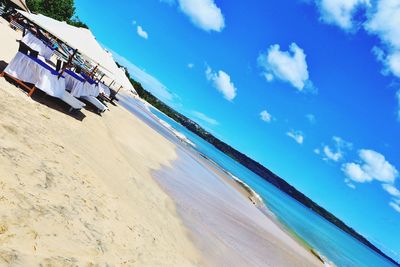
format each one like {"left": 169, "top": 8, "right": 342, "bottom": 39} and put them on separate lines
{"left": 58, "top": 49, "right": 78, "bottom": 79}
{"left": 90, "top": 65, "right": 98, "bottom": 78}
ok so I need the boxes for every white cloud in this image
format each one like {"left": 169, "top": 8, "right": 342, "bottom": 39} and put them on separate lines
{"left": 286, "top": 130, "right": 304, "bottom": 144}
{"left": 365, "top": 0, "right": 400, "bottom": 49}
{"left": 205, "top": 67, "right": 237, "bottom": 101}
{"left": 311, "top": 1, "right": 400, "bottom": 122}
{"left": 323, "top": 145, "right": 342, "bottom": 161}
{"left": 162, "top": 0, "right": 225, "bottom": 32}
{"left": 188, "top": 63, "right": 194, "bottom": 69}
{"left": 315, "top": 0, "right": 370, "bottom": 30}
{"left": 365, "top": 0, "right": 400, "bottom": 78}
{"left": 345, "top": 179, "right": 357, "bottom": 189}
{"left": 318, "top": 136, "right": 352, "bottom": 162}
{"left": 192, "top": 111, "right": 219, "bottom": 125}
{"left": 342, "top": 149, "right": 398, "bottom": 183}
{"left": 389, "top": 201, "right": 400, "bottom": 213}
{"left": 306, "top": 113, "right": 316, "bottom": 124}
{"left": 258, "top": 43, "right": 312, "bottom": 91}
{"left": 260, "top": 110, "right": 273, "bottom": 123}
{"left": 382, "top": 184, "right": 400, "bottom": 197}
{"left": 111, "top": 49, "right": 175, "bottom": 102}
{"left": 137, "top": 25, "right": 149, "bottom": 39}
{"left": 314, "top": 148, "right": 321, "bottom": 155}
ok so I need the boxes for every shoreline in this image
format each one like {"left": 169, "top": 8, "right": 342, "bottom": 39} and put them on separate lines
{"left": 129, "top": 95, "right": 330, "bottom": 265}
{"left": 189, "top": 149, "right": 331, "bottom": 266}
{"left": 132, "top": 96, "right": 324, "bottom": 266}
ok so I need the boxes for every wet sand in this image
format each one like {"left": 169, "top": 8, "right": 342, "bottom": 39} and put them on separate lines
{"left": 119, "top": 95, "right": 323, "bottom": 266}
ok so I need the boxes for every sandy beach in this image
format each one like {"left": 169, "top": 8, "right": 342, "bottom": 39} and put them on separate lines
{"left": 0, "top": 17, "right": 323, "bottom": 266}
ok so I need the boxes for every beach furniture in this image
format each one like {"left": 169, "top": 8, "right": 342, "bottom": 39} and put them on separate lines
{"left": 63, "top": 69, "right": 108, "bottom": 113}
{"left": 16, "top": 10, "right": 137, "bottom": 97}
{"left": 21, "top": 31, "right": 55, "bottom": 60}
{"left": 0, "top": 43, "right": 85, "bottom": 111}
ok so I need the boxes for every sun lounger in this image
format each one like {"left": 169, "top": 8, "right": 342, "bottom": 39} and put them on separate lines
{"left": 61, "top": 90, "right": 86, "bottom": 111}
{"left": 80, "top": 95, "right": 108, "bottom": 113}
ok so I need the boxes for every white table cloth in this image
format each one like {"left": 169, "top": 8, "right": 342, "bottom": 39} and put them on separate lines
{"left": 4, "top": 52, "right": 66, "bottom": 98}
{"left": 22, "top": 32, "right": 54, "bottom": 60}
{"left": 98, "top": 83, "right": 111, "bottom": 97}
{"left": 64, "top": 71, "right": 99, "bottom": 98}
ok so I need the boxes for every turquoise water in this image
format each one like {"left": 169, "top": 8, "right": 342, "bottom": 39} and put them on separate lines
{"left": 119, "top": 95, "right": 397, "bottom": 267}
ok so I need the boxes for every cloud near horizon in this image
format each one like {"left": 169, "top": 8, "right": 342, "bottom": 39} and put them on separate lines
{"left": 258, "top": 43, "right": 313, "bottom": 92}
{"left": 111, "top": 49, "right": 176, "bottom": 102}
{"left": 161, "top": 0, "right": 225, "bottom": 32}
{"left": 192, "top": 111, "right": 219, "bottom": 125}
{"left": 205, "top": 67, "right": 237, "bottom": 101}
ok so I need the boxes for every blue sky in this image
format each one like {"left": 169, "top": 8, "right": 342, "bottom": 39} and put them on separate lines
{"left": 75, "top": 0, "right": 400, "bottom": 260}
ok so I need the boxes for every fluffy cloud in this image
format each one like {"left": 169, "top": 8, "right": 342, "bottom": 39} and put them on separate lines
{"left": 258, "top": 43, "right": 312, "bottom": 91}
{"left": 192, "top": 111, "right": 219, "bottom": 125}
{"left": 382, "top": 184, "right": 400, "bottom": 197}
{"left": 389, "top": 201, "right": 400, "bottom": 213}
{"left": 319, "top": 136, "right": 352, "bottom": 162}
{"left": 137, "top": 25, "right": 149, "bottom": 39}
{"left": 286, "top": 130, "right": 304, "bottom": 144}
{"left": 365, "top": 0, "right": 400, "bottom": 78}
{"left": 311, "top": 0, "right": 400, "bottom": 121}
{"left": 260, "top": 110, "right": 273, "bottom": 122}
{"left": 315, "top": 0, "right": 370, "bottom": 30}
{"left": 342, "top": 149, "right": 398, "bottom": 183}
{"left": 162, "top": 0, "right": 225, "bottom": 32}
{"left": 205, "top": 67, "right": 237, "bottom": 101}
{"left": 187, "top": 63, "right": 194, "bottom": 69}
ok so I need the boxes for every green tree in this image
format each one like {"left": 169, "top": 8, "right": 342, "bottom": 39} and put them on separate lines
{"left": 26, "top": 0, "right": 88, "bottom": 28}
{"left": 41, "top": 0, "right": 74, "bottom": 21}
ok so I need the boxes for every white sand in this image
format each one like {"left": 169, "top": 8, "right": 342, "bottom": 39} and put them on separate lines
{"left": 0, "top": 17, "right": 323, "bottom": 266}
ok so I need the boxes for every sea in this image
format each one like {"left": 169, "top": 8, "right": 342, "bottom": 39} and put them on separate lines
{"left": 119, "top": 94, "right": 398, "bottom": 267}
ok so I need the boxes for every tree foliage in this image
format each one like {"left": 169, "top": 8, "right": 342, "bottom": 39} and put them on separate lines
{"left": 26, "top": 0, "right": 88, "bottom": 28}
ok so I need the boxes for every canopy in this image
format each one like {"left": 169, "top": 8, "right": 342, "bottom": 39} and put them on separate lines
{"left": 9, "top": 0, "right": 29, "bottom": 12}
{"left": 18, "top": 10, "right": 137, "bottom": 95}
{"left": 18, "top": 10, "right": 118, "bottom": 76}
{"left": 115, "top": 67, "right": 137, "bottom": 95}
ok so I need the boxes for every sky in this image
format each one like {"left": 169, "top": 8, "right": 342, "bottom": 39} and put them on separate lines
{"left": 75, "top": 0, "right": 400, "bottom": 260}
